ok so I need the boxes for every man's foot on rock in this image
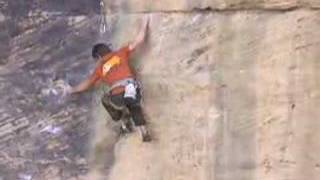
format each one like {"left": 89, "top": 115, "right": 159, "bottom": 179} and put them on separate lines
{"left": 138, "top": 125, "right": 152, "bottom": 142}
{"left": 142, "top": 132, "right": 152, "bottom": 142}
{"left": 120, "top": 120, "right": 133, "bottom": 134}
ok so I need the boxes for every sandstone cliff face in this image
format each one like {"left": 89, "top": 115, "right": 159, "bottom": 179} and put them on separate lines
{"left": 104, "top": 0, "right": 320, "bottom": 12}
{"left": 1, "top": 0, "right": 320, "bottom": 180}
{"left": 103, "top": 1, "right": 320, "bottom": 180}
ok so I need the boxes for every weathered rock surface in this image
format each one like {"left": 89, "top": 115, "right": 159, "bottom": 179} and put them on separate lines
{"left": 104, "top": 0, "right": 320, "bottom": 13}
{"left": 104, "top": 8, "right": 320, "bottom": 180}
{"left": 0, "top": 0, "right": 112, "bottom": 179}
{"left": 1, "top": 0, "right": 320, "bottom": 180}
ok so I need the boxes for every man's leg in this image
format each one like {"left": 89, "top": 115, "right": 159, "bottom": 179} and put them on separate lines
{"left": 101, "top": 93, "right": 133, "bottom": 133}
{"left": 101, "top": 93, "right": 123, "bottom": 121}
{"left": 124, "top": 97, "right": 151, "bottom": 142}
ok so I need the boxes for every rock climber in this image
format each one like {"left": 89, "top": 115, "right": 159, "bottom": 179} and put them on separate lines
{"left": 69, "top": 16, "right": 151, "bottom": 142}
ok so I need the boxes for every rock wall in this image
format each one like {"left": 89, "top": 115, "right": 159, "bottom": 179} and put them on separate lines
{"left": 0, "top": 0, "right": 105, "bottom": 179}
{"left": 103, "top": 1, "right": 320, "bottom": 180}
{"left": 104, "top": 0, "right": 320, "bottom": 12}
{"left": 1, "top": 0, "right": 320, "bottom": 179}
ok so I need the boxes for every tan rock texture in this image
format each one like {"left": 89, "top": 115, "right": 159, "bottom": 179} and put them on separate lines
{"left": 104, "top": 0, "right": 320, "bottom": 13}
{"left": 102, "top": 8, "right": 320, "bottom": 180}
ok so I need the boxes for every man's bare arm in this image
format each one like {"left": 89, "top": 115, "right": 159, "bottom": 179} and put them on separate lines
{"left": 129, "top": 16, "right": 149, "bottom": 51}
{"left": 70, "top": 73, "right": 98, "bottom": 94}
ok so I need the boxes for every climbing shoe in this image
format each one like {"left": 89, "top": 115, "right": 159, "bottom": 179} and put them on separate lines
{"left": 138, "top": 125, "right": 152, "bottom": 142}
{"left": 119, "top": 119, "right": 133, "bottom": 134}
{"left": 142, "top": 132, "right": 152, "bottom": 142}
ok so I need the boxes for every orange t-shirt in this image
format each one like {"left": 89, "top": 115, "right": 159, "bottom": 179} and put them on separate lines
{"left": 90, "top": 46, "right": 135, "bottom": 93}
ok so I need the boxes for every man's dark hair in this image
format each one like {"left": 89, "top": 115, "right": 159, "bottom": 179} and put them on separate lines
{"left": 92, "top": 43, "right": 112, "bottom": 59}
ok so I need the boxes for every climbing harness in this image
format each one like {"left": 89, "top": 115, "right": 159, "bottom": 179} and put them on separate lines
{"left": 109, "top": 78, "right": 139, "bottom": 99}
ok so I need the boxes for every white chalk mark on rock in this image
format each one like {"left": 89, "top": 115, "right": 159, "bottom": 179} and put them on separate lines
{"left": 40, "top": 125, "right": 63, "bottom": 135}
